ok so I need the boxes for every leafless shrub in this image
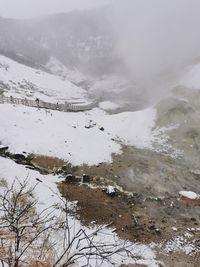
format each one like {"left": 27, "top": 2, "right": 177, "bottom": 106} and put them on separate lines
{"left": 0, "top": 179, "right": 132, "bottom": 267}
{"left": 0, "top": 179, "right": 57, "bottom": 267}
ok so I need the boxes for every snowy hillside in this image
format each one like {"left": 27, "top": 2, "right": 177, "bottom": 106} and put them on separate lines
{"left": 0, "top": 55, "right": 160, "bottom": 166}
{"left": 0, "top": 55, "right": 162, "bottom": 266}
{"left": 0, "top": 104, "right": 156, "bottom": 166}
{"left": 46, "top": 56, "right": 87, "bottom": 85}
{"left": 0, "top": 55, "right": 87, "bottom": 103}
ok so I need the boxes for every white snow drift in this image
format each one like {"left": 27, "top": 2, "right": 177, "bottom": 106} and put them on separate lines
{"left": 0, "top": 104, "right": 156, "bottom": 166}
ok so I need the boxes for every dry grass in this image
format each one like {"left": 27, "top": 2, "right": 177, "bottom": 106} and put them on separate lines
{"left": 31, "top": 155, "right": 65, "bottom": 172}
{"left": 0, "top": 191, "right": 56, "bottom": 266}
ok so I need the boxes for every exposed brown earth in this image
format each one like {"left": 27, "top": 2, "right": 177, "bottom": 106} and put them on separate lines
{"left": 57, "top": 141, "right": 200, "bottom": 266}
{"left": 58, "top": 178, "right": 200, "bottom": 243}
{"left": 179, "top": 196, "right": 200, "bottom": 206}
{"left": 71, "top": 145, "right": 200, "bottom": 198}
{"left": 157, "top": 251, "right": 200, "bottom": 267}
{"left": 31, "top": 155, "right": 65, "bottom": 173}
{"left": 58, "top": 178, "right": 200, "bottom": 266}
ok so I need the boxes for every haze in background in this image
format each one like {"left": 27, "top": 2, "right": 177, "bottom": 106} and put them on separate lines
{"left": 2, "top": 0, "right": 200, "bottom": 103}
{"left": 0, "top": 0, "right": 112, "bottom": 18}
{"left": 111, "top": 0, "right": 200, "bottom": 92}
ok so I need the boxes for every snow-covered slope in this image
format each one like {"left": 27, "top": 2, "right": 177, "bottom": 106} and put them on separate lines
{"left": 0, "top": 156, "right": 160, "bottom": 267}
{"left": 46, "top": 56, "right": 87, "bottom": 85}
{"left": 0, "top": 104, "right": 156, "bottom": 165}
{"left": 0, "top": 55, "right": 158, "bottom": 166}
{"left": 0, "top": 55, "right": 87, "bottom": 103}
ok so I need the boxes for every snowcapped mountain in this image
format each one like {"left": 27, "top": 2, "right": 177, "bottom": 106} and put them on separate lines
{"left": 0, "top": 7, "right": 122, "bottom": 77}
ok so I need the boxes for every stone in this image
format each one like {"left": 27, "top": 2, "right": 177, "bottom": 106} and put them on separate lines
{"left": 83, "top": 174, "right": 91, "bottom": 183}
{"left": 13, "top": 154, "right": 26, "bottom": 161}
{"left": 0, "top": 146, "right": 9, "bottom": 153}
{"left": 106, "top": 185, "right": 116, "bottom": 197}
{"left": 65, "top": 174, "right": 76, "bottom": 183}
{"left": 65, "top": 174, "right": 81, "bottom": 183}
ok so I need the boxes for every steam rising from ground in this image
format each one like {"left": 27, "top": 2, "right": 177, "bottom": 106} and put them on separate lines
{"left": 110, "top": 0, "right": 200, "bottom": 94}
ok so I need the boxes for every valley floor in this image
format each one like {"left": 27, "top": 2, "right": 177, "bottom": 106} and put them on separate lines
{"left": 1, "top": 55, "right": 200, "bottom": 266}
{"left": 1, "top": 145, "right": 200, "bottom": 267}
{"left": 59, "top": 146, "right": 200, "bottom": 267}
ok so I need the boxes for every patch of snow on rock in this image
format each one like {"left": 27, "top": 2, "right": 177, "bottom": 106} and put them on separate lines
{"left": 179, "top": 191, "right": 200, "bottom": 200}
{"left": 106, "top": 185, "right": 115, "bottom": 194}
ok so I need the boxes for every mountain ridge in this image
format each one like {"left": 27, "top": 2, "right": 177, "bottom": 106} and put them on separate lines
{"left": 0, "top": 7, "right": 122, "bottom": 77}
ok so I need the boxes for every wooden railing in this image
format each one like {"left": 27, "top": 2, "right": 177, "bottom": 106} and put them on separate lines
{"left": 0, "top": 95, "right": 95, "bottom": 112}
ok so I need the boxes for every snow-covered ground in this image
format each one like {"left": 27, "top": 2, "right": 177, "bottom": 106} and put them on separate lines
{"left": 0, "top": 156, "right": 161, "bottom": 267}
{"left": 46, "top": 56, "right": 87, "bottom": 85}
{"left": 0, "top": 156, "right": 58, "bottom": 210}
{"left": 1, "top": 52, "right": 200, "bottom": 266}
{"left": 2, "top": 24, "right": 200, "bottom": 265}
{"left": 0, "top": 104, "right": 156, "bottom": 165}
{"left": 179, "top": 191, "right": 200, "bottom": 200}
{"left": 0, "top": 55, "right": 87, "bottom": 103}
{"left": 0, "top": 55, "right": 159, "bottom": 166}
{"left": 0, "top": 54, "right": 164, "bottom": 265}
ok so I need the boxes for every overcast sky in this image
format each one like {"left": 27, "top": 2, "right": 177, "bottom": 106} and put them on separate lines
{"left": 0, "top": 0, "right": 112, "bottom": 18}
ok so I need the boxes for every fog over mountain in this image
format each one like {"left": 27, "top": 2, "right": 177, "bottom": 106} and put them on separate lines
{"left": 111, "top": 0, "right": 200, "bottom": 90}
{"left": 0, "top": 0, "right": 112, "bottom": 18}
{"left": 0, "top": 7, "right": 121, "bottom": 76}
{"left": 1, "top": 0, "right": 200, "bottom": 103}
